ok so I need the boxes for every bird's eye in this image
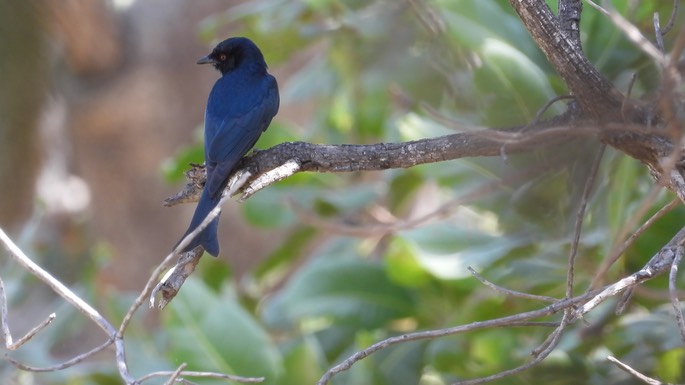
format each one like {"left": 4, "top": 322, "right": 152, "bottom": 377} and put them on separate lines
{"left": 219, "top": 54, "right": 227, "bottom": 61}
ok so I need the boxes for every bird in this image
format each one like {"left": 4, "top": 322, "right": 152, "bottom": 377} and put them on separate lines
{"left": 176, "top": 37, "right": 279, "bottom": 257}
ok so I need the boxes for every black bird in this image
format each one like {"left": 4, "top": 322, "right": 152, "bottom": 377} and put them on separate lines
{"left": 177, "top": 37, "right": 279, "bottom": 257}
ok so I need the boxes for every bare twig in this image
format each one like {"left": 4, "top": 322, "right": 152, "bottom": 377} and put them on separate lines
{"left": 408, "top": 0, "right": 446, "bottom": 38}
{"left": 583, "top": 0, "right": 666, "bottom": 66}
{"left": 289, "top": 174, "right": 502, "bottom": 237}
{"left": 615, "top": 198, "right": 679, "bottom": 259}
{"left": 2, "top": 213, "right": 258, "bottom": 385}
{"left": 467, "top": 267, "right": 557, "bottom": 303}
{"left": 462, "top": 307, "right": 571, "bottom": 385}
{"left": 654, "top": 12, "right": 666, "bottom": 53}
{"left": 0, "top": 229, "right": 117, "bottom": 338}
{"left": 0, "top": 278, "right": 56, "bottom": 350}
{"left": 0, "top": 227, "right": 133, "bottom": 381}
{"left": 316, "top": 290, "right": 601, "bottom": 385}
{"left": 0, "top": 278, "right": 10, "bottom": 345}
{"left": 317, "top": 221, "right": 685, "bottom": 385}
{"left": 5, "top": 313, "right": 56, "bottom": 351}
{"left": 669, "top": 245, "right": 685, "bottom": 345}
{"left": 634, "top": 285, "right": 685, "bottom": 301}
{"left": 5, "top": 339, "right": 112, "bottom": 372}
{"left": 579, "top": 226, "right": 685, "bottom": 317}
{"left": 590, "top": 186, "right": 667, "bottom": 289}
{"left": 621, "top": 72, "right": 638, "bottom": 121}
{"left": 660, "top": 0, "right": 680, "bottom": 36}
{"left": 136, "top": 370, "right": 265, "bottom": 384}
{"left": 568, "top": 144, "right": 606, "bottom": 298}
{"left": 607, "top": 356, "right": 667, "bottom": 385}
{"left": 280, "top": 150, "right": 580, "bottom": 239}
{"left": 528, "top": 95, "right": 575, "bottom": 127}
{"left": 454, "top": 313, "right": 573, "bottom": 385}
{"left": 164, "top": 363, "right": 188, "bottom": 385}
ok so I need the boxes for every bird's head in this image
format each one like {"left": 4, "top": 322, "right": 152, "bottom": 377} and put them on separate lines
{"left": 197, "top": 37, "right": 267, "bottom": 75}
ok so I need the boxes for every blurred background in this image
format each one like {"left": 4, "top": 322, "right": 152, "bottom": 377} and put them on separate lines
{"left": 1, "top": 1, "right": 684, "bottom": 384}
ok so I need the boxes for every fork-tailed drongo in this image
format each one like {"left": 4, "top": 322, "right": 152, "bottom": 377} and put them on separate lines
{"left": 177, "top": 37, "right": 279, "bottom": 257}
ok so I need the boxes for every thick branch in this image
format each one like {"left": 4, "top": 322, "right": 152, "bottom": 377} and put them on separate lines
{"left": 557, "top": 0, "right": 583, "bottom": 47}
{"left": 165, "top": 122, "right": 586, "bottom": 207}
{"left": 166, "top": 123, "right": 679, "bottom": 208}
{"left": 245, "top": 132, "right": 547, "bottom": 174}
{"left": 509, "top": 0, "right": 625, "bottom": 119}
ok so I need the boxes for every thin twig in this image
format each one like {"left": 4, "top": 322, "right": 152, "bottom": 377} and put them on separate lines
{"left": 634, "top": 285, "right": 685, "bottom": 300}
{"left": 6, "top": 313, "right": 56, "bottom": 351}
{"left": 1, "top": 169, "right": 255, "bottom": 385}
{"left": 590, "top": 186, "right": 666, "bottom": 290}
{"left": 0, "top": 229, "right": 117, "bottom": 337}
{"left": 493, "top": 306, "right": 575, "bottom": 385}
{"left": 660, "top": 0, "right": 680, "bottom": 36}
{"left": 467, "top": 267, "right": 557, "bottom": 302}
{"left": 621, "top": 72, "right": 638, "bottom": 121}
{"left": 654, "top": 12, "right": 665, "bottom": 53}
{"left": 0, "top": 277, "right": 13, "bottom": 346}
{"left": 568, "top": 144, "right": 606, "bottom": 299}
{"left": 615, "top": 198, "right": 679, "bottom": 259}
{"left": 316, "top": 290, "right": 601, "bottom": 385}
{"left": 453, "top": 313, "right": 572, "bottom": 385}
{"left": 607, "top": 356, "right": 666, "bottom": 385}
{"left": 579, "top": 226, "right": 685, "bottom": 317}
{"left": 528, "top": 95, "right": 575, "bottom": 127}
{"left": 1, "top": 276, "right": 57, "bottom": 350}
{"left": 0, "top": 228, "right": 135, "bottom": 383}
{"left": 137, "top": 370, "right": 265, "bottom": 384}
{"left": 669, "top": 245, "right": 685, "bottom": 345}
{"left": 4, "top": 339, "right": 113, "bottom": 372}
{"left": 164, "top": 363, "right": 188, "bottom": 385}
{"left": 291, "top": 156, "right": 568, "bottom": 238}
{"left": 583, "top": 0, "right": 666, "bottom": 66}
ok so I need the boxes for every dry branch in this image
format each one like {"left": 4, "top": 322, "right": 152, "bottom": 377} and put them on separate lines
{"left": 0, "top": 226, "right": 266, "bottom": 385}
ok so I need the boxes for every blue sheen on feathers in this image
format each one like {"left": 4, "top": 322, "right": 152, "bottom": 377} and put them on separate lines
{"left": 177, "top": 37, "right": 279, "bottom": 257}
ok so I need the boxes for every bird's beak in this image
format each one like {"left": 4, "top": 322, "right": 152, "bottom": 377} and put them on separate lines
{"left": 196, "top": 55, "right": 215, "bottom": 65}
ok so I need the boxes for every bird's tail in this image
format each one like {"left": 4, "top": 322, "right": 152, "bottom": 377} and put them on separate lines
{"left": 176, "top": 187, "right": 221, "bottom": 257}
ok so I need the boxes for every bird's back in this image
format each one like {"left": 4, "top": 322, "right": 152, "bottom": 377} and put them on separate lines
{"left": 203, "top": 67, "right": 279, "bottom": 197}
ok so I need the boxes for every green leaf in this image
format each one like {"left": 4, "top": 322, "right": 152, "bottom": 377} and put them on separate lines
{"left": 279, "top": 336, "right": 325, "bottom": 385}
{"left": 397, "top": 221, "right": 522, "bottom": 280}
{"left": 254, "top": 226, "right": 317, "bottom": 282}
{"left": 161, "top": 141, "right": 204, "bottom": 183}
{"left": 606, "top": 155, "right": 643, "bottom": 236}
{"left": 656, "top": 348, "right": 684, "bottom": 383}
{"left": 242, "top": 188, "right": 297, "bottom": 228}
{"left": 164, "top": 279, "right": 283, "bottom": 384}
{"left": 385, "top": 237, "right": 432, "bottom": 288}
{"left": 262, "top": 257, "right": 415, "bottom": 329}
{"left": 474, "top": 38, "right": 559, "bottom": 124}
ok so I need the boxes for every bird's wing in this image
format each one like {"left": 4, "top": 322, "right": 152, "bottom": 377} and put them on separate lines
{"left": 205, "top": 77, "right": 279, "bottom": 198}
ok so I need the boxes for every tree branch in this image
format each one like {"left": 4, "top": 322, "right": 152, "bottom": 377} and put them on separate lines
{"left": 165, "top": 122, "right": 680, "bottom": 212}
{"left": 607, "top": 356, "right": 667, "bottom": 385}
{"left": 577, "top": 226, "right": 685, "bottom": 317}
{"left": 316, "top": 286, "right": 603, "bottom": 385}
{"left": 508, "top": 0, "right": 626, "bottom": 119}
{"left": 0, "top": 226, "right": 265, "bottom": 385}
{"left": 557, "top": 0, "right": 583, "bottom": 48}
